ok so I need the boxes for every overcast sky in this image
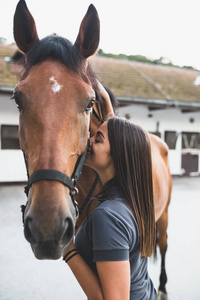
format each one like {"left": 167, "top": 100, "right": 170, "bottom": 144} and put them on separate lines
{"left": 1, "top": 0, "right": 200, "bottom": 70}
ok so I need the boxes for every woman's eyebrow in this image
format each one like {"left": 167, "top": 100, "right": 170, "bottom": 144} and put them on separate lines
{"left": 96, "top": 131, "right": 105, "bottom": 139}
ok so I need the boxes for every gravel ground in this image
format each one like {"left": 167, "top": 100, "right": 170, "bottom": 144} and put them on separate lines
{"left": 0, "top": 177, "right": 199, "bottom": 300}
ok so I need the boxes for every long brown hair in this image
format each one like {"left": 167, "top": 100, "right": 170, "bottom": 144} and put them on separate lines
{"left": 107, "top": 117, "right": 156, "bottom": 258}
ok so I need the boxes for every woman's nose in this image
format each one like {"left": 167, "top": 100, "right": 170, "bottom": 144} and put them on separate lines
{"left": 90, "top": 136, "right": 95, "bottom": 146}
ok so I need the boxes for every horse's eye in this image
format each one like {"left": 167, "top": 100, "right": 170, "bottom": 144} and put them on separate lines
{"left": 11, "top": 93, "right": 23, "bottom": 111}
{"left": 85, "top": 98, "right": 95, "bottom": 112}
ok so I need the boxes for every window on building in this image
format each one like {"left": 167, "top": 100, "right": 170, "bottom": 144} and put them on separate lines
{"left": 1, "top": 125, "right": 20, "bottom": 149}
{"left": 164, "top": 131, "right": 177, "bottom": 149}
{"left": 182, "top": 132, "right": 200, "bottom": 149}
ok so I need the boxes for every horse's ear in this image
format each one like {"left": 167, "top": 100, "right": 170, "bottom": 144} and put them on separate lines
{"left": 75, "top": 4, "right": 100, "bottom": 58}
{"left": 13, "top": 0, "right": 39, "bottom": 53}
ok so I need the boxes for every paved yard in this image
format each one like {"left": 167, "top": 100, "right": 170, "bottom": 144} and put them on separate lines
{"left": 0, "top": 177, "right": 199, "bottom": 300}
{"left": 148, "top": 177, "right": 200, "bottom": 300}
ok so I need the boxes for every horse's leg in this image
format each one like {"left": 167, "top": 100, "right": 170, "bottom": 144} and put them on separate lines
{"left": 156, "top": 206, "right": 169, "bottom": 300}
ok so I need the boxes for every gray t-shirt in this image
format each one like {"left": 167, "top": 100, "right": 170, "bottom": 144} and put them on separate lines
{"left": 75, "top": 186, "right": 157, "bottom": 299}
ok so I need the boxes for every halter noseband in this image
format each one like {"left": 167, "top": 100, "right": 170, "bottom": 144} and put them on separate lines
{"left": 23, "top": 138, "right": 90, "bottom": 220}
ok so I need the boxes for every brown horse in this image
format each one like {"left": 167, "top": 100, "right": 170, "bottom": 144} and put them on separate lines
{"left": 13, "top": 1, "right": 172, "bottom": 298}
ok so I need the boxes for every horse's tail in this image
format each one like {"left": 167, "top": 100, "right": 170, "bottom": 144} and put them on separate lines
{"left": 153, "top": 225, "right": 158, "bottom": 262}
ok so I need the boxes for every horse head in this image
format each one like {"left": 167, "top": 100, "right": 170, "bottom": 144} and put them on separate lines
{"left": 13, "top": 0, "right": 104, "bottom": 259}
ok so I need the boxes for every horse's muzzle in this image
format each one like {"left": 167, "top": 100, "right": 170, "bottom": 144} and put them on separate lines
{"left": 24, "top": 212, "right": 74, "bottom": 259}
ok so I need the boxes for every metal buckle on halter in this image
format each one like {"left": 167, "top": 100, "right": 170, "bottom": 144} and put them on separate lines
{"left": 70, "top": 178, "right": 79, "bottom": 196}
{"left": 70, "top": 186, "right": 79, "bottom": 196}
{"left": 70, "top": 192, "right": 79, "bottom": 219}
{"left": 69, "top": 179, "right": 79, "bottom": 219}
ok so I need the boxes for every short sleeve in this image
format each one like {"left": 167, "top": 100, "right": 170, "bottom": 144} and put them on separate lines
{"left": 90, "top": 205, "right": 131, "bottom": 262}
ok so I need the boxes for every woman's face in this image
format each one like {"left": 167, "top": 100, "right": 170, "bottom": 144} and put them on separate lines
{"left": 85, "top": 121, "right": 115, "bottom": 183}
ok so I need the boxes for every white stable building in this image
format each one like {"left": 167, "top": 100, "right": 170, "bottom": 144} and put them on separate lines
{"left": 118, "top": 103, "right": 200, "bottom": 176}
{"left": 0, "top": 45, "right": 200, "bottom": 182}
{"left": 90, "top": 56, "right": 200, "bottom": 177}
{"left": 0, "top": 88, "right": 27, "bottom": 182}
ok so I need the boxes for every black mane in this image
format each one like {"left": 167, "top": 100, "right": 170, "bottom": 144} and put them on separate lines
{"left": 22, "top": 35, "right": 118, "bottom": 112}
{"left": 26, "top": 35, "right": 83, "bottom": 74}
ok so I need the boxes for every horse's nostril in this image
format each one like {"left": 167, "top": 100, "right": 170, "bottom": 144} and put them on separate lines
{"left": 60, "top": 217, "right": 74, "bottom": 245}
{"left": 24, "top": 216, "right": 37, "bottom": 244}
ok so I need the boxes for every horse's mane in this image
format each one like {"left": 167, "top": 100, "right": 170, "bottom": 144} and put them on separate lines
{"left": 20, "top": 35, "right": 118, "bottom": 113}
{"left": 25, "top": 35, "right": 84, "bottom": 74}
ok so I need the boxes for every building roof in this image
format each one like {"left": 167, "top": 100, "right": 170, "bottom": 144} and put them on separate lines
{"left": 89, "top": 56, "right": 200, "bottom": 111}
{"left": 0, "top": 44, "right": 21, "bottom": 89}
{"left": 1, "top": 44, "right": 200, "bottom": 111}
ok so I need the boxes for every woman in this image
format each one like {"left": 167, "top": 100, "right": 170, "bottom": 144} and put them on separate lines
{"left": 63, "top": 117, "right": 157, "bottom": 300}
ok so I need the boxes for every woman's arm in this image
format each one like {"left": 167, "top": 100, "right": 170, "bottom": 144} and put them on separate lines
{"left": 96, "top": 260, "right": 130, "bottom": 300}
{"left": 63, "top": 243, "right": 104, "bottom": 300}
{"left": 64, "top": 244, "right": 130, "bottom": 300}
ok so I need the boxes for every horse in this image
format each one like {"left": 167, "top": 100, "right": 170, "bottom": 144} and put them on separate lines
{"left": 13, "top": 1, "right": 172, "bottom": 299}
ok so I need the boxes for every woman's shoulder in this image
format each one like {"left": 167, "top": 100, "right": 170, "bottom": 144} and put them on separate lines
{"left": 90, "top": 192, "right": 139, "bottom": 235}
{"left": 94, "top": 197, "right": 131, "bottom": 215}
{"left": 87, "top": 197, "right": 139, "bottom": 251}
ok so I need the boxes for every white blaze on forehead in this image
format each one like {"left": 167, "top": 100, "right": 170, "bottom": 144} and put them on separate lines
{"left": 50, "top": 76, "right": 63, "bottom": 94}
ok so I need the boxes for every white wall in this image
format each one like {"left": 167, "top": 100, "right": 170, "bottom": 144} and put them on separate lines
{"left": 0, "top": 93, "right": 27, "bottom": 182}
{"left": 118, "top": 104, "right": 200, "bottom": 133}
{"left": 0, "top": 150, "right": 27, "bottom": 182}
{"left": 168, "top": 134, "right": 182, "bottom": 175}
{"left": 0, "top": 94, "right": 19, "bottom": 125}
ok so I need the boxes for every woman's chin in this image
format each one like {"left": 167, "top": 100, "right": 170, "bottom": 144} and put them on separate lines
{"left": 84, "top": 157, "right": 92, "bottom": 167}
{"left": 84, "top": 159, "right": 96, "bottom": 171}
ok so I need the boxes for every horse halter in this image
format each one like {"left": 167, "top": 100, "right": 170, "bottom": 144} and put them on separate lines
{"left": 21, "top": 107, "right": 102, "bottom": 223}
{"left": 23, "top": 138, "right": 90, "bottom": 220}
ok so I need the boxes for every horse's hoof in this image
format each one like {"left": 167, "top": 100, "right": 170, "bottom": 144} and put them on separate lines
{"left": 157, "top": 290, "right": 168, "bottom": 300}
